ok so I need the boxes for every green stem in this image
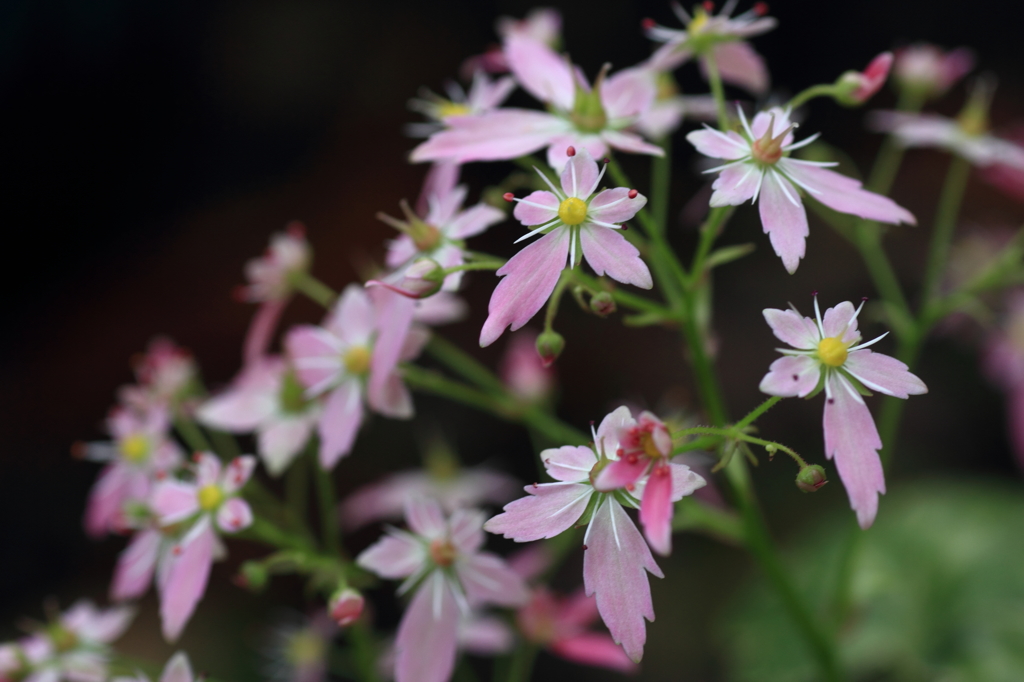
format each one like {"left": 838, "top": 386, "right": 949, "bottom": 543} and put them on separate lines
{"left": 686, "top": 207, "right": 731, "bottom": 289}
{"left": 286, "top": 451, "right": 309, "bottom": 520}
{"left": 787, "top": 84, "right": 838, "bottom": 110}
{"left": 571, "top": 270, "right": 678, "bottom": 317}
{"left": 291, "top": 272, "right": 337, "bottom": 308}
{"left": 544, "top": 270, "right": 572, "bottom": 331}
{"left": 173, "top": 416, "right": 213, "bottom": 454}
{"left": 314, "top": 463, "right": 342, "bottom": 558}
{"left": 921, "top": 155, "right": 972, "bottom": 304}
{"left": 734, "top": 396, "right": 783, "bottom": 432}
{"left": 425, "top": 335, "right": 507, "bottom": 393}
{"left": 650, "top": 137, "right": 672, "bottom": 234}
{"left": 401, "top": 364, "right": 512, "bottom": 416}
{"left": 505, "top": 643, "right": 538, "bottom": 682}
{"left": 701, "top": 53, "right": 730, "bottom": 131}
{"left": 348, "top": 621, "right": 382, "bottom": 682}
{"left": 442, "top": 260, "right": 504, "bottom": 274}
{"left": 678, "top": 426, "right": 808, "bottom": 469}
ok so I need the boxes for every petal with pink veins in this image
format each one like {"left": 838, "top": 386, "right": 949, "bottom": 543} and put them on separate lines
{"left": 504, "top": 34, "right": 575, "bottom": 110}
{"left": 710, "top": 163, "right": 762, "bottom": 207}
{"left": 395, "top": 573, "right": 460, "bottom": 682}
{"left": 257, "top": 416, "right": 314, "bottom": 476}
{"left": 216, "top": 498, "right": 253, "bottom": 533}
{"left": 779, "top": 159, "right": 916, "bottom": 226}
{"left": 592, "top": 456, "right": 649, "bottom": 492}
{"left": 758, "top": 170, "right": 808, "bottom": 274}
{"left": 823, "top": 374, "right": 885, "bottom": 529}
{"left": 843, "top": 350, "right": 928, "bottom": 398}
{"left": 197, "top": 360, "right": 280, "bottom": 431}
{"left": 221, "top": 456, "right": 257, "bottom": 495}
{"left": 160, "top": 518, "right": 215, "bottom": 642}
{"left": 416, "top": 160, "right": 461, "bottom": 217}
{"left": 84, "top": 464, "right": 130, "bottom": 538}
{"left": 318, "top": 380, "right": 364, "bottom": 469}
{"left": 356, "top": 533, "right": 426, "bottom": 579}
{"left": 367, "top": 289, "right": 416, "bottom": 416}
{"left": 285, "top": 325, "right": 342, "bottom": 393}
{"left": 541, "top": 445, "right": 596, "bottom": 482}
{"left": 456, "top": 553, "right": 529, "bottom": 607}
{"left": 639, "top": 464, "right": 674, "bottom": 556}
{"left": 587, "top": 187, "right": 647, "bottom": 224}
{"left": 326, "top": 284, "right": 377, "bottom": 345}
{"left": 579, "top": 225, "right": 653, "bottom": 289}
{"left": 448, "top": 508, "right": 486, "bottom": 555}
{"left": 479, "top": 227, "right": 570, "bottom": 347}
{"left": 512, "top": 190, "right": 560, "bottom": 226}
{"left": 406, "top": 498, "right": 448, "bottom": 538}
{"left": 686, "top": 127, "right": 749, "bottom": 160}
{"left": 484, "top": 483, "right": 593, "bottom": 542}
{"left": 595, "top": 406, "right": 635, "bottom": 455}
{"left": 763, "top": 308, "right": 820, "bottom": 349}
{"left": 111, "top": 529, "right": 161, "bottom": 601}
{"left": 760, "top": 355, "right": 822, "bottom": 397}
{"left": 560, "top": 149, "right": 601, "bottom": 198}
{"left": 550, "top": 633, "right": 639, "bottom": 673}
{"left": 821, "top": 300, "right": 861, "bottom": 343}
{"left": 194, "top": 453, "right": 221, "bottom": 487}
{"left": 410, "top": 109, "right": 571, "bottom": 164}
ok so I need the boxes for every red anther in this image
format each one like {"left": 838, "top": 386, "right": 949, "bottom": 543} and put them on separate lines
{"left": 792, "top": 374, "right": 799, "bottom": 381}
{"left": 566, "top": 146, "right": 576, "bottom": 157}
{"left": 232, "top": 574, "right": 249, "bottom": 589}
{"left": 654, "top": 466, "right": 669, "bottom": 477}
{"left": 626, "top": 483, "right": 635, "bottom": 492}
{"left": 628, "top": 189, "right": 639, "bottom": 199}
{"left": 617, "top": 447, "right": 625, "bottom": 457}
{"left": 811, "top": 290, "right": 819, "bottom": 297}
{"left": 503, "top": 192, "right": 515, "bottom": 202}
{"left": 589, "top": 420, "right": 595, "bottom": 426}
{"left": 192, "top": 452, "right": 203, "bottom": 462}
{"left": 702, "top": 1, "right": 715, "bottom": 12}
{"left": 753, "top": 1, "right": 769, "bottom": 16}
{"left": 641, "top": 17, "right": 656, "bottom": 30}
{"left": 533, "top": 482, "right": 539, "bottom": 488}
{"left": 582, "top": 544, "right": 589, "bottom": 550}
{"left": 231, "top": 285, "right": 249, "bottom": 302}
{"left": 173, "top": 545, "right": 183, "bottom": 556}
{"left": 827, "top": 398, "right": 835, "bottom": 404}
{"left": 621, "top": 224, "right": 629, "bottom": 231}
{"left": 285, "top": 220, "right": 306, "bottom": 239}
{"left": 626, "top": 453, "right": 639, "bottom": 464}
{"left": 70, "top": 441, "right": 87, "bottom": 459}
{"left": 156, "top": 471, "right": 167, "bottom": 480}
{"left": 233, "top": 518, "right": 241, "bottom": 528}
{"left": 602, "top": 157, "right": 610, "bottom": 164}
{"left": 861, "top": 296, "right": 869, "bottom": 301}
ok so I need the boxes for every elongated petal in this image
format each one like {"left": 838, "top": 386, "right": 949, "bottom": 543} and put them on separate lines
{"left": 710, "top": 163, "right": 761, "bottom": 207}
{"left": 686, "top": 127, "right": 749, "bottom": 160}
{"left": 587, "top": 187, "right": 647, "bottom": 224}
{"left": 844, "top": 350, "right": 928, "bottom": 398}
{"left": 326, "top": 284, "right": 377, "bottom": 344}
{"left": 243, "top": 299, "right": 287, "bottom": 367}
{"left": 780, "top": 160, "right": 916, "bottom": 225}
{"left": 824, "top": 374, "right": 885, "bottom": 529}
{"left": 602, "top": 67, "right": 656, "bottom": 120}
{"left": 640, "top": 465, "right": 674, "bottom": 556}
{"left": 458, "top": 615, "right": 514, "bottom": 655}
{"left": 595, "top": 406, "right": 635, "bottom": 456}
{"left": 457, "top": 553, "right": 528, "bottom": 607}
{"left": 356, "top": 533, "right": 426, "bottom": 579}
{"left": 484, "top": 483, "right": 592, "bottom": 542}
{"left": 448, "top": 508, "right": 486, "bottom": 554}
{"left": 257, "top": 417, "right": 314, "bottom": 476}
{"left": 758, "top": 170, "right": 808, "bottom": 274}
{"left": 551, "top": 633, "right": 638, "bottom": 673}
{"left": 447, "top": 203, "right": 505, "bottom": 240}
{"left": 416, "top": 160, "right": 461, "bottom": 217}
{"left": 822, "top": 301, "right": 860, "bottom": 343}
{"left": 583, "top": 499, "right": 662, "bottom": 663}
{"left": 111, "top": 529, "right": 161, "bottom": 601}
{"left": 479, "top": 227, "right": 570, "bottom": 347}
{"left": 710, "top": 41, "right": 769, "bottom": 94}
{"left": 668, "top": 462, "right": 706, "bottom": 501}
{"left": 285, "top": 325, "right": 341, "bottom": 392}
{"left": 318, "top": 380, "right": 364, "bottom": 469}
{"left": 504, "top": 34, "right": 575, "bottom": 110}
{"left": 560, "top": 148, "right": 601, "bottom": 198}
{"left": 84, "top": 464, "right": 132, "bottom": 537}
{"left": 216, "top": 498, "right": 252, "bottom": 533}
{"left": 152, "top": 481, "right": 199, "bottom": 525}
{"left": 763, "top": 308, "right": 820, "bottom": 349}
{"left": 196, "top": 360, "right": 281, "bottom": 431}
{"left": 410, "top": 109, "right": 570, "bottom": 163}
{"left": 760, "top": 355, "right": 822, "bottom": 397}
{"left": 406, "top": 498, "right": 447, "bottom": 538}
{"left": 541, "top": 445, "right": 597, "bottom": 482}
{"left": 512, "top": 190, "right": 560, "bottom": 226}
{"left": 395, "top": 573, "right": 460, "bottom": 682}
{"left": 159, "top": 653, "right": 194, "bottom": 682}
{"left": 557, "top": 588, "right": 600, "bottom": 629}
{"left": 160, "top": 519, "right": 215, "bottom": 642}
{"left": 368, "top": 372, "right": 414, "bottom": 419}
{"left": 750, "top": 107, "right": 795, "bottom": 141}
{"left": 368, "top": 289, "right": 416, "bottom": 416}
{"left": 579, "top": 226, "right": 653, "bottom": 289}
{"left": 592, "top": 456, "right": 648, "bottom": 492}
{"left": 546, "top": 134, "right": 610, "bottom": 172}
{"left": 600, "top": 130, "right": 664, "bottom": 157}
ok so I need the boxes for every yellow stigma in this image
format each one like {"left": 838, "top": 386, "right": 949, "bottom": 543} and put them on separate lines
{"left": 197, "top": 484, "right": 223, "bottom": 511}
{"left": 638, "top": 432, "right": 661, "bottom": 458}
{"left": 558, "top": 197, "right": 588, "bottom": 226}
{"left": 436, "top": 101, "right": 471, "bottom": 119}
{"left": 817, "top": 337, "right": 849, "bottom": 367}
{"left": 689, "top": 8, "right": 710, "bottom": 34}
{"left": 120, "top": 434, "right": 150, "bottom": 463}
{"left": 343, "top": 346, "right": 371, "bottom": 375}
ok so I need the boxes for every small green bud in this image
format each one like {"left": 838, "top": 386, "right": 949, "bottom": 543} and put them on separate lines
{"left": 536, "top": 330, "right": 565, "bottom": 368}
{"left": 237, "top": 561, "right": 269, "bottom": 592}
{"left": 795, "top": 464, "right": 828, "bottom": 493}
{"left": 589, "top": 292, "right": 616, "bottom": 317}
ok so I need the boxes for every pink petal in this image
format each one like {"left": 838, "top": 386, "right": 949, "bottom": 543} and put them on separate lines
{"left": 758, "top": 170, "right": 808, "bottom": 274}
{"left": 194, "top": 452, "right": 221, "bottom": 487}
{"left": 550, "top": 633, "right": 638, "bottom": 673}
{"left": 447, "top": 203, "right": 505, "bottom": 240}
{"left": 159, "top": 653, "right": 194, "bottom": 682}
{"left": 197, "top": 359, "right": 281, "bottom": 431}
{"left": 369, "top": 372, "right": 414, "bottom": 419}
{"left": 709, "top": 41, "right": 769, "bottom": 95}
{"left": 780, "top": 160, "right": 916, "bottom": 226}
{"left": 560, "top": 148, "right": 601, "bottom": 198}
{"left": 583, "top": 499, "right": 662, "bottom": 663}
{"left": 600, "top": 129, "right": 664, "bottom": 158}
{"left": 368, "top": 288, "right": 416, "bottom": 416}
{"left": 406, "top": 498, "right": 447, "bottom": 538}
{"left": 579, "top": 225, "right": 653, "bottom": 289}
{"left": 587, "top": 187, "right": 647, "bottom": 224}
{"left": 504, "top": 34, "right": 575, "bottom": 110}
{"left": 479, "top": 227, "right": 570, "bottom": 347}
{"left": 456, "top": 553, "right": 529, "bottom": 607}
{"left": 110, "top": 529, "right": 161, "bottom": 601}
{"left": 668, "top": 462, "right": 706, "bottom": 501}
{"left": 823, "top": 374, "right": 885, "bottom": 529}
{"left": 760, "top": 355, "right": 822, "bottom": 397}
{"left": 484, "top": 483, "right": 593, "bottom": 542}
{"left": 285, "top": 325, "right": 342, "bottom": 392}
{"left": 257, "top": 416, "right": 315, "bottom": 476}
{"left": 686, "top": 127, "right": 749, "bottom": 160}
{"left": 592, "top": 456, "right": 648, "bottom": 492}
{"left": 220, "top": 455, "right": 257, "bottom": 494}
{"left": 416, "top": 160, "right": 461, "bottom": 217}
{"left": 395, "top": 573, "right": 460, "bottom": 682}
{"left": 821, "top": 301, "right": 861, "bottom": 343}
{"left": 546, "top": 134, "right": 610, "bottom": 172}
{"left": 243, "top": 299, "right": 287, "bottom": 367}
{"left": 160, "top": 518, "right": 215, "bottom": 642}
{"left": 852, "top": 52, "right": 893, "bottom": 102}
{"left": 216, "top": 498, "right": 253, "bottom": 533}
{"left": 410, "top": 109, "right": 570, "bottom": 164}
{"left": 512, "top": 190, "right": 560, "bottom": 226}
{"left": 843, "top": 350, "right": 928, "bottom": 398}
{"left": 318, "top": 380, "right": 364, "bottom": 469}
{"left": 750, "top": 108, "right": 795, "bottom": 142}
{"left": 356, "top": 532, "right": 426, "bottom": 579}
{"left": 326, "top": 284, "right": 377, "bottom": 344}
{"left": 763, "top": 308, "right": 820, "bottom": 349}
{"left": 541, "top": 445, "right": 597, "bottom": 482}
{"left": 425, "top": 184, "right": 468, "bottom": 227}
{"left": 639, "top": 464, "right": 674, "bottom": 556}
{"left": 151, "top": 481, "right": 199, "bottom": 525}
{"left": 458, "top": 615, "right": 514, "bottom": 655}
{"left": 556, "top": 589, "right": 600, "bottom": 629}
{"left": 601, "top": 67, "right": 656, "bottom": 120}
{"left": 84, "top": 464, "right": 132, "bottom": 538}
{"left": 595, "top": 406, "right": 635, "bottom": 456}
{"left": 448, "top": 508, "right": 486, "bottom": 554}
{"left": 710, "top": 163, "right": 761, "bottom": 207}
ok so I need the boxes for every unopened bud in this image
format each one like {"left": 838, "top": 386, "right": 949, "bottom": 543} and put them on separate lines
{"left": 589, "top": 292, "right": 616, "bottom": 317}
{"left": 795, "top": 464, "right": 828, "bottom": 493}
{"left": 237, "top": 561, "right": 268, "bottom": 592}
{"left": 329, "top": 587, "right": 365, "bottom": 627}
{"left": 535, "top": 330, "right": 565, "bottom": 368}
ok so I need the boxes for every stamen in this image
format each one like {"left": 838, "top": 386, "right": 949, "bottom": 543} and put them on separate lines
{"left": 641, "top": 17, "right": 656, "bottom": 29}
{"left": 702, "top": 1, "right": 715, "bottom": 11}
{"left": 813, "top": 293, "right": 825, "bottom": 337}
{"left": 753, "top": 1, "right": 769, "bottom": 15}
{"left": 628, "top": 189, "right": 638, "bottom": 199}
{"left": 566, "top": 146, "right": 576, "bottom": 157}
{"left": 502, "top": 192, "right": 514, "bottom": 202}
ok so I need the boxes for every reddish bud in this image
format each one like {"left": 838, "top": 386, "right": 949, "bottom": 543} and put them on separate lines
{"left": 589, "top": 292, "right": 616, "bottom": 317}
{"left": 566, "top": 146, "right": 576, "bottom": 157}
{"left": 330, "top": 588, "right": 365, "bottom": 627}
{"left": 535, "top": 330, "right": 565, "bottom": 368}
{"left": 503, "top": 192, "right": 515, "bottom": 202}
{"left": 602, "top": 157, "right": 610, "bottom": 164}
{"left": 796, "top": 464, "right": 828, "bottom": 493}
{"left": 628, "top": 189, "right": 638, "bottom": 199}
{"left": 753, "top": 1, "right": 769, "bottom": 15}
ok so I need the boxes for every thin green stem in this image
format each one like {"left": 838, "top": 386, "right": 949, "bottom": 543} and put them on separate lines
{"left": 702, "top": 53, "right": 730, "bottom": 131}
{"left": 677, "top": 426, "right": 808, "bottom": 469}
{"left": 314, "top": 463, "right": 342, "bottom": 558}
{"left": 734, "top": 396, "right": 783, "bottom": 432}
{"left": 686, "top": 207, "right": 731, "bottom": 289}
{"left": 921, "top": 155, "right": 972, "bottom": 304}
{"left": 286, "top": 451, "right": 309, "bottom": 520}
{"left": 544, "top": 270, "right": 572, "bottom": 331}
{"left": 290, "top": 272, "right": 337, "bottom": 308}
{"left": 571, "top": 270, "right": 678, "bottom": 317}
{"left": 425, "top": 335, "right": 507, "bottom": 393}
{"left": 173, "top": 416, "right": 213, "bottom": 454}
{"left": 348, "top": 621, "right": 382, "bottom": 682}
{"left": 787, "top": 84, "right": 838, "bottom": 110}
{"left": 505, "top": 643, "right": 538, "bottom": 682}
{"left": 402, "top": 364, "right": 512, "bottom": 416}
{"left": 650, "top": 137, "right": 672, "bottom": 234}
{"left": 442, "top": 261, "right": 503, "bottom": 274}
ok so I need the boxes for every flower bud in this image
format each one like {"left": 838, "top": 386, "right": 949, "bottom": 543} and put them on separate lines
{"left": 535, "top": 330, "right": 565, "bottom": 368}
{"left": 366, "top": 258, "right": 445, "bottom": 299}
{"left": 833, "top": 52, "right": 893, "bottom": 107}
{"left": 795, "top": 464, "right": 828, "bottom": 493}
{"left": 237, "top": 561, "right": 269, "bottom": 592}
{"left": 329, "top": 588, "right": 365, "bottom": 627}
{"left": 589, "top": 292, "right": 616, "bottom": 317}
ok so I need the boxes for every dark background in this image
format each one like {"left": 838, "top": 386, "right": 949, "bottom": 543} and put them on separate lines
{"left": 3, "top": 1, "right": 1024, "bottom": 680}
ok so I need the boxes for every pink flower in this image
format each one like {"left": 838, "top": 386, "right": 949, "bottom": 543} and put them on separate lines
{"left": 759, "top": 296, "right": 927, "bottom": 528}
{"left": 356, "top": 500, "right": 527, "bottom": 682}
{"left": 411, "top": 35, "right": 662, "bottom": 172}
{"left": 118, "top": 338, "right": 198, "bottom": 415}
{"left": 329, "top": 589, "right": 365, "bottom": 627}
{"left": 461, "top": 8, "right": 563, "bottom": 77}
{"left": 983, "top": 291, "right": 1024, "bottom": 470}
{"left": 20, "top": 601, "right": 135, "bottom": 682}
{"left": 517, "top": 588, "right": 637, "bottom": 673}
{"left": 868, "top": 111, "right": 1024, "bottom": 170}
{"left": 284, "top": 285, "right": 422, "bottom": 469}
{"left": 109, "top": 524, "right": 175, "bottom": 603}
{"left": 980, "top": 125, "right": 1024, "bottom": 202}
{"left": 836, "top": 52, "right": 894, "bottom": 105}
{"left": 499, "top": 330, "right": 556, "bottom": 403}
{"left": 407, "top": 71, "right": 517, "bottom": 139}
{"left": 112, "top": 652, "right": 198, "bottom": 682}
{"left": 485, "top": 407, "right": 703, "bottom": 662}
{"left": 82, "top": 407, "right": 184, "bottom": 538}
{"left": 480, "top": 148, "right": 652, "bottom": 346}
{"left": 196, "top": 357, "right": 320, "bottom": 476}
{"left": 688, "top": 106, "right": 916, "bottom": 273}
{"left": 152, "top": 454, "right": 255, "bottom": 641}
{"left": 236, "top": 223, "right": 312, "bottom": 366}
{"left": 644, "top": 1, "right": 777, "bottom": 95}
{"left": 892, "top": 43, "right": 974, "bottom": 99}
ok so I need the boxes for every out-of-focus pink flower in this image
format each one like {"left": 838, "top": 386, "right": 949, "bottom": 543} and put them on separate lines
{"left": 82, "top": 407, "right": 184, "bottom": 538}
{"left": 981, "top": 125, "right": 1024, "bottom": 202}
{"left": 480, "top": 148, "right": 651, "bottom": 346}
{"left": 983, "top": 291, "right": 1024, "bottom": 470}
{"left": 196, "top": 357, "right": 320, "bottom": 475}
{"left": 499, "top": 330, "right": 556, "bottom": 403}
{"left": 284, "top": 285, "right": 421, "bottom": 469}
{"left": 518, "top": 588, "right": 637, "bottom": 673}
{"left": 868, "top": 111, "right": 1024, "bottom": 170}
{"left": 644, "top": 2, "right": 777, "bottom": 95}
{"left": 486, "top": 407, "right": 703, "bottom": 662}
{"left": 412, "top": 34, "right": 661, "bottom": 172}
{"left": 892, "top": 43, "right": 974, "bottom": 99}
{"left": 357, "top": 500, "right": 527, "bottom": 682}
{"left": 112, "top": 652, "right": 198, "bottom": 682}
{"left": 109, "top": 525, "right": 175, "bottom": 603}
{"left": 634, "top": 69, "right": 718, "bottom": 140}
{"left": 413, "top": 292, "right": 468, "bottom": 326}
{"left": 118, "top": 338, "right": 198, "bottom": 415}
{"left": 759, "top": 296, "right": 927, "bottom": 528}
{"left": 688, "top": 106, "right": 916, "bottom": 273}
{"left": 329, "top": 589, "right": 365, "bottom": 627}
{"left": 460, "top": 8, "right": 563, "bottom": 78}
{"left": 152, "top": 454, "right": 255, "bottom": 641}
{"left": 236, "top": 224, "right": 312, "bottom": 366}
{"left": 262, "top": 613, "right": 334, "bottom": 682}
{"left": 19, "top": 601, "right": 135, "bottom": 682}
{"left": 836, "top": 52, "right": 894, "bottom": 105}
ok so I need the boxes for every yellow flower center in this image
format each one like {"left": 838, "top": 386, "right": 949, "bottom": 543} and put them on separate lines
{"left": 198, "top": 484, "right": 223, "bottom": 511}
{"left": 429, "top": 538, "right": 457, "bottom": 567}
{"left": 436, "top": 101, "right": 471, "bottom": 119}
{"left": 120, "top": 434, "right": 150, "bottom": 463}
{"left": 557, "top": 197, "right": 588, "bottom": 226}
{"left": 285, "top": 629, "right": 326, "bottom": 666}
{"left": 343, "top": 346, "right": 372, "bottom": 375}
{"left": 817, "top": 337, "right": 849, "bottom": 367}
{"left": 689, "top": 9, "right": 710, "bottom": 34}
{"left": 638, "top": 431, "right": 662, "bottom": 458}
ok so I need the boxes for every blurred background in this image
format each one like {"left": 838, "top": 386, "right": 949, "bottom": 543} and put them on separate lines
{"left": 3, "top": 0, "right": 1024, "bottom": 680}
